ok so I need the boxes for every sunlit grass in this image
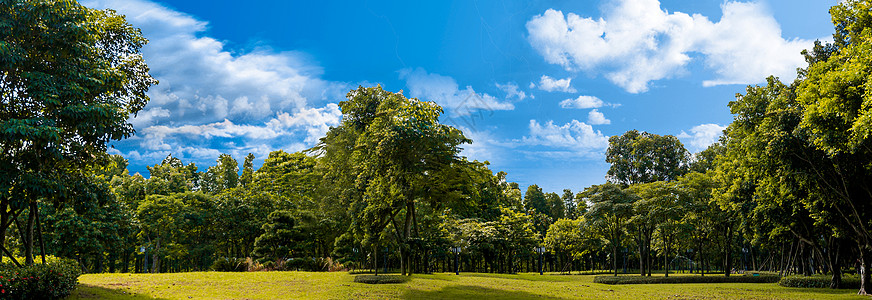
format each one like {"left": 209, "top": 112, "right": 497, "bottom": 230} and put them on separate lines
{"left": 69, "top": 271, "right": 865, "bottom": 299}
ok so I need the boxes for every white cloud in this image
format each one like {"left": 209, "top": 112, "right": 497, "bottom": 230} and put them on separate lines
{"left": 559, "top": 95, "right": 605, "bottom": 109}
{"left": 82, "top": 0, "right": 350, "bottom": 168}
{"left": 526, "top": 0, "right": 812, "bottom": 93}
{"left": 521, "top": 120, "right": 609, "bottom": 155}
{"left": 537, "top": 75, "right": 577, "bottom": 93}
{"left": 677, "top": 123, "right": 726, "bottom": 152}
{"left": 399, "top": 68, "right": 514, "bottom": 116}
{"left": 496, "top": 82, "right": 527, "bottom": 100}
{"left": 587, "top": 109, "right": 611, "bottom": 125}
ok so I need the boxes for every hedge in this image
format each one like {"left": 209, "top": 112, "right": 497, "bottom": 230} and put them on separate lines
{"left": 778, "top": 275, "right": 860, "bottom": 289}
{"left": 594, "top": 274, "right": 780, "bottom": 285}
{"left": 0, "top": 259, "right": 82, "bottom": 300}
{"left": 211, "top": 257, "right": 248, "bottom": 272}
{"left": 353, "top": 275, "right": 409, "bottom": 284}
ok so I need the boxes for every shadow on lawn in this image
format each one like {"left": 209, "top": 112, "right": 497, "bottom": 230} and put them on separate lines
{"left": 69, "top": 284, "right": 168, "bottom": 300}
{"left": 404, "top": 285, "right": 565, "bottom": 299}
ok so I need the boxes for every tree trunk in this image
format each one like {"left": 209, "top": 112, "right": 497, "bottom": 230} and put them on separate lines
{"left": 152, "top": 238, "right": 160, "bottom": 273}
{"left": 829, "top": 237, "right": 841, "bottom": 289}
{"left": 0, "top": 202, "right": 6, "bottom": 263}
{"left": 35, "top": 203, "right": 45, "bottom": 265}
{"left": 859, "top": 247, "right": 871, "bottom": 295}
{"left": 724, "top": 225, "right": 733, "bottom": 277}
{"left": 665, "top": 234, "right": 670, "bottom": 277}
{"left": 25, "top": 204, "right": 35, "bottom": 265}
{"left": 613, "top": 245, "right": 618, "bottom": 276}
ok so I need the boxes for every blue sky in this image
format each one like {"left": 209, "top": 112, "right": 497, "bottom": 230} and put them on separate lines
{"left": 83, "top": 0, "right": 837, "bottom": 194}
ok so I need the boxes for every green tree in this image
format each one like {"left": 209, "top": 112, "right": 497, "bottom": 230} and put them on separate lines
{"left": 0, "top": 0, "right": 157, "bottom": 265}
{"left": 605, "top": 130, "right": 688, "bottom": 185}
{"left": 201, "top": 154, "right": 239, "bottom": 194}
{"left": 562, "top": 189, "right": 577, "bottom": 219}
{"left": 545, "top": 218, "right": 582, "bottom": 273}
{"left": 239, "top": 153, "right": 255, "bottom": 188}
{"left": 251, "top": 210, "right": 302, "bottom": 262}
{"left": 314, "top": 86, "right": 469, "bottom": 276}
{"left": 582, "top": 182, "right": 635, "bottom": 276}
{"left": 524, "top": 185, "right": 548, "bottom": 215}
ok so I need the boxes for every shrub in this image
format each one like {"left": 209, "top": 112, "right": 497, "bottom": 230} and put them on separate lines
{"left": 778, "top": 274, "right": 860, "bottom": 289}
{"left": 210, "top": 257, "right": 248, "bottom": 272}
{"left": 0, "top": 259, "right": 82, "bottom": 300}
{"left": 594, "top": 274, "right": 780, "bottom": 285}
{"left": 353, "top": 275, "right": 409, "bottom": 284}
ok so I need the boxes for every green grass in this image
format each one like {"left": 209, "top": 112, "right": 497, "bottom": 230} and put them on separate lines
{"left": 68, "top": 271, "right": 867, "bottom": 299}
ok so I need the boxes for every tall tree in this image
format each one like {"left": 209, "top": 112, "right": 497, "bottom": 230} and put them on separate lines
{"left": 605, "top": 130, "right": 688, "bottom": 185}
{"left": 582, "top": 182, "right": 635, "bottom": 276}
{"left": 562, "top": 189, "right": 577, "bottom": 219}
{"left": 314, "top": 86, "right": 468, "bottom": 276}
{"left": 0, "top": 0, "right": 157, "bottom": 265}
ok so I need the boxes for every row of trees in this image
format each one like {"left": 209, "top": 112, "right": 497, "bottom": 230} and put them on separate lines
{"left": 4, "top": 0, "right": 872, "bottom": 296}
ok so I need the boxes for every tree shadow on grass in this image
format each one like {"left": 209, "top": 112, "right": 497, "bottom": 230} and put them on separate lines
{"left": 68, "top": 284, "right": 168, "bottom": 300}
{"left": 404, "top": 285, "right": 566, "bottom": 300}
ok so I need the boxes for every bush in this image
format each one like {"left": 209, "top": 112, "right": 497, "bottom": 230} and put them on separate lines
{"left": 594, "top": 274, "right": 780, "bottom": 285}
{"left": 353, "top": 275, "right": 409, "bottom": 284}
{"left": 0, "top": 259, "right": 82, "bottom": 299}
{"left": 778, "top": 274, "right": 860, "bottom": 289}
{"left": 210, "top": 257, "right": 248, "bottom": 272}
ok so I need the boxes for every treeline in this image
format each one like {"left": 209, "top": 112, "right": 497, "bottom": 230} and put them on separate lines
{"left": 3, "top": 0, "right": 872, "bottom": 296}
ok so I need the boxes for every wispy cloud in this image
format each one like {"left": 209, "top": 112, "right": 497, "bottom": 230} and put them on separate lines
{"left": 399, "top": 67, "right": 515, "bottom": 116}
{"left": 526, "top": 0, "right": 813, "bottom": 93}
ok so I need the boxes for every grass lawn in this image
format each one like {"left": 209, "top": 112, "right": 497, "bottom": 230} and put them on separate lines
{"left": 69, "top": 271, "right": 866, "bottom": 299}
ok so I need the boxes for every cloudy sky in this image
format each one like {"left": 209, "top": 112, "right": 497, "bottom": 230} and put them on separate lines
{"left": 84, "top": 0, "right": 837, "bottom": 193}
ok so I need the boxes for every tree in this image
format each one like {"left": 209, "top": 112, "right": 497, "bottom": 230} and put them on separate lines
{"left": 314, "top": 86, "right": 469, "bottom": 276}
{"left": 0, "top": 0, "right": 157, "bottom": 265}
{"left": 239, "top": 153, "right": 255, "bottom": 188}
{"left": 545, "top": 218, "right": 582, "bottom": 273}
{"left": 251, "top": 210, "right": 303, "bottom": 263}
{"left": 605, "top": 130, "right": 688, "bottom": 185}
{"left": 582, "top": 182, "right": 635, "bottom": 276}
{"left": 562, "top": 189, "right": 577, "bottom": 219}
{"left": 545, "top": 192, "right": 565, "bottom": 220}
{"left": 793, "top": 0, "right": 872, "bottom": 293}
{"left": 201, "top": 154, "right": 239, "bottom": 194}
{"left": 524, "top": 185, "right": 548, "bottom": 215}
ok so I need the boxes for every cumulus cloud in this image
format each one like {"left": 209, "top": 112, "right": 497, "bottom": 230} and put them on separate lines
{"left": 399, "top": 68, "right": 515, "bottom": 116}
{"left": 521, "top": 120, "right": 609, "bottom": 157}
{"left": 587, "top": 109, "right": 611, "bottom": 125}
{"left": 559, "top": 95, "right": 605, "bottom": 109}
{"left": 536, "top": 75, "right": 577, "bottom": 93}
{"left": 677, "top": 123, "right": 726, "bottom": 152}
{"left": 526, "top": 0, "right": 812, "bottom": 93}
{"left": 82, "top": 0, "right": 350, "bottom": 168}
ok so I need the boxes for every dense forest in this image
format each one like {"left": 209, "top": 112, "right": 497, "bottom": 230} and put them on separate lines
{"left": 4, "top": 0, "right": 872, "bottom": 296}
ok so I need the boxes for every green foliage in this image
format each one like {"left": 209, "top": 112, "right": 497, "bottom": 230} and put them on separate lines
{"left": 605, "top": 130, "right": 688, "bottom": 185}
{"left": 201, "top": 154, "right": 239, "bottom": 194}
{"left": 0, "top": 258, "right": 82, "bottom": 299}
{"left": 593, "top": 274, "right": 780, "bottom": 285}
{"left": 779, "top": 275, "right": 860, "bottom": 289}
{"left": 210, "top": 257, "right": 248, "bottom": 272}
{"left": 251, "top": 210, "right": 302, "bottom": 261}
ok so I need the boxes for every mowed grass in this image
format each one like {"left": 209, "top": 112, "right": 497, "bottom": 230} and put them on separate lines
{"left": 69, "top": 271, "right": 866, "bottom": 300}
